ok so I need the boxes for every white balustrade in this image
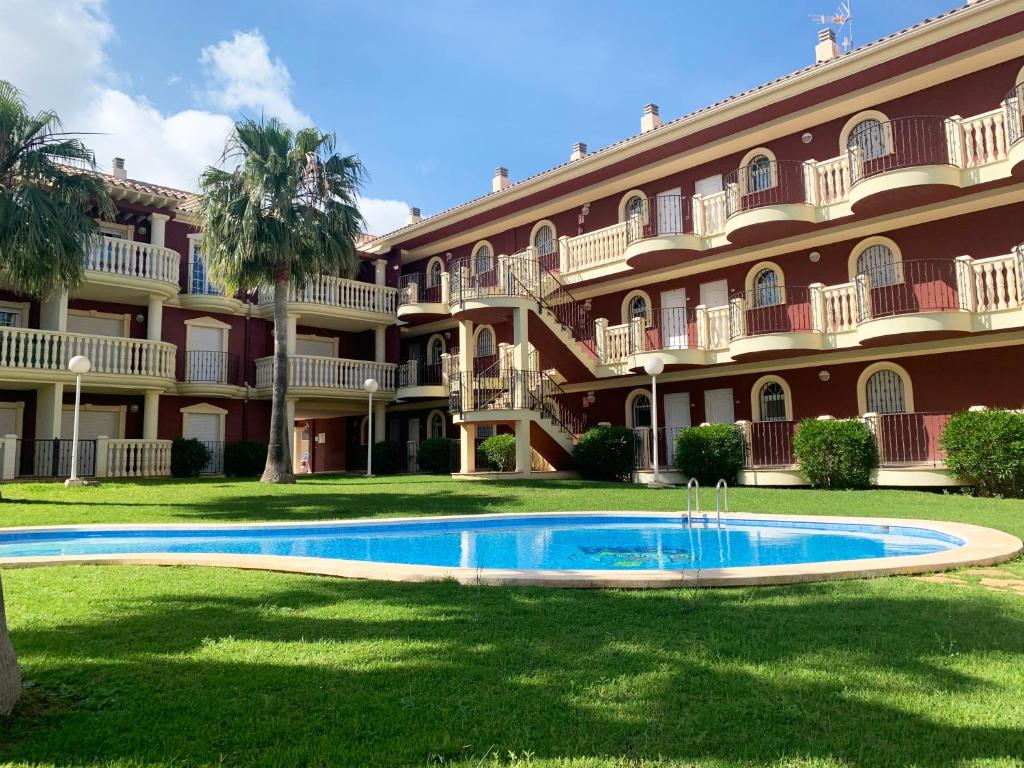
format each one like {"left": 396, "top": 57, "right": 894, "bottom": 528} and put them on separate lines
{"left": 705, "top": 306, "right": 730, "bottom": 349}
{"left": 259, "top": 275, "right": 397, "bottom": 315}
{"left": 959, "top": 108, "right": 1008, "bottom": 167}
{"left": 0, "top": 327, "right": 175, "bottom": 378}
{"left": 561, "top": 221, "right": 628, "bottom": 272}
{"left": 820, "top": 282, "right": 858, "bottom": 332}
{"left": 100, "top": 439, "right": 172, "bottom": 478}
{"left": 255, "top": 355, "right": 397, "bottom": 392}
{"left": 970, "top": 253, "right": 1022, "bottom": 312}
{"left": 86, "top": 235, "right": 180, "bottom": 284}
{"left": 693, "top": 191, "right": 727, "bottom": 236}
{"left": 811, "top": 155, "right": 850, "bottom": 205}
{"left": 602, "top": 323, "right": 633, "bottom": 362}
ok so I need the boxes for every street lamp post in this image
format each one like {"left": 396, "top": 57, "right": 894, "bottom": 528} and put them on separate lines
{"left": 364, "top": 378, "right": 379, "bottom": 477}
{"left": 65, "top": 355, "right": 92, "bottom": 487}
{"left": 643, "top": 357, "right": 666, "bottom": 487}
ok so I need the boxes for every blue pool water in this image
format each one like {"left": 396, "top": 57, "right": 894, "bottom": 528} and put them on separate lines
{"left": 0, "top": 515, "right": 963, "bottom": 571}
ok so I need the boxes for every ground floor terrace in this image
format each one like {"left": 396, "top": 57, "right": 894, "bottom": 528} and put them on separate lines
{"left": 0, "top": 475, "right": 1022, "bottom": 767}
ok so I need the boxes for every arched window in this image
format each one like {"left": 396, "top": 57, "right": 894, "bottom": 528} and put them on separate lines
{"left": 428, "top": 410, "right": 446, "bottom": 439}
{"left": 631, "top": 393, "right": 652, "bottom": 428}
{"left": 625, "top": 195, "right": 645, "bottom": 219}
{"left": 428, "top": 336, "right": 444, "bottom": 365}
{"left": 759, "top": 382, "right": 788, "bottom": 422}
{"left": 473, "top": 244, "right": 492, "bottom": 275}
{"left": 753, "top": 268, "right": 782, "bottom": 307}
{"left": 627, "top": 294, "right": 649, "bottom": 322}
{"left": 866, "top": 369, "right": 907, "bottom": 414}
{"left": 428, "top": 259, "right": 443, "bottom": 288}
{"left": 747, "top": 154, "right": 772, "bottom": 193}
{"left": 533, "top": 224, "right": 555, "bottom": 259}
{"left": 856, "top": 243, "right": 898, "bottom": 287}
{"left": 848, "top": 119, "right": 887, "bottom": 160}
{"left": 475, "top": 327, "right": 494, "bottom": 358}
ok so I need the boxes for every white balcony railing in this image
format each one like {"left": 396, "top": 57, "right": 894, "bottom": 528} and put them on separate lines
{"left": 956, "top": 108, "right": 1009, "bottom": 168}
{"left": 258, "top": 275, "right": 397, "bottom": 316}
{"left": 254, "top": 355, "right": 396, "bottom": 392}
{"left": 85, "top": 235, "right": 180, "bottom": 284}
{"left": 0, "top": 327, "right": 176, "bottom": 379}
{"left": 820, "top": 282, "right": 859, "bottom": 333}
{"left": 559, "top": 222, "right": 628, "bottom": 272}
{"left": 100, "top": 438, "right": 172, "bottom": 478}
{"left": 692, "top": 191, "right": 728, "bottom": 237}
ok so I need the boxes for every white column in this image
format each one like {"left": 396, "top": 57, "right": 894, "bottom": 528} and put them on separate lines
{"left": 286, "top": 315, "right": 298, "bottom": 355}
{"left": 374, "top": 401, "right": 386, "bottom": 442}
{"left": 143, "top": 390, "right": 160, "bottom": 440}
{"left": 35, "top": 383, "right": 64, "bottom": 439}
{"left": 512, "top": 306, "right": 530, "bottom": 372}
{"left": 514, "top": 419, "right": 532, "bottom": 474}
{"left": 374, "top": 326, "right": 386, "bottom": 363}
{"left": 458, "top": 319, "right": 474, "bottom": 373}
{"left": 147, "top": 295, "right": 163, "bottom": 341}
{"left": 149, "top": 213, "right": 169, "bottom": 248}
{"left": 1, "top": 435, "right": 17, "bottom": 480}
{"left": 40, "top": 290, "right": 68, "bottom": 332}
{"left": 94, "top": 436, "right": 109, "bottom": 478}
{"left": 375, "top": 259, "right": 387, "bottom": 286}
{"left": 459, "top": 423, "right": 476, "bottom": 474}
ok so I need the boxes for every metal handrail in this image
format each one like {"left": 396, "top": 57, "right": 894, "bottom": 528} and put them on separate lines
{"left": 686, "top": 477, "right": 700, "bottom": 527}
{"left": 715, "top": 479, "right": 729, "bottom": 528}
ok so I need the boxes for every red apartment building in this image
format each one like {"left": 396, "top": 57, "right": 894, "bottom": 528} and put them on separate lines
{"left": 2, "top": 0, "right": 1022, "bottom": 485}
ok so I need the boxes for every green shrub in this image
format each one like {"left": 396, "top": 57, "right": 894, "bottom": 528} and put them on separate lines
{"left": 573, "top": 426, "right": 635, "bottom": 482}
{"left": 941, "top": 409, "right": 1024, "bottom": 497}
{"left": 371, "top": 440, "right": 403, "bottom": 475}
{"left": 223, "top": 440, "right": 267, "bottom": 477}
{"left": 479, "top": 434, "right": 516, "bottom": 472}
{"left": 417, "top": 437, "right": 457, "bottom": 474}
{"left": 170, "top": 438, "right": 211, "bottom": 478}
{"left": 792, "top": 418, "right": 876, "bottom": 489}
{"left": 673, "top": 424, "right": 744, "bottom": 485}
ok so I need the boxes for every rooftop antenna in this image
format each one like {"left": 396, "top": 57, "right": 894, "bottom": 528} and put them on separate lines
{"left": 811, "top": 0, "right": 853, "bottom": 52}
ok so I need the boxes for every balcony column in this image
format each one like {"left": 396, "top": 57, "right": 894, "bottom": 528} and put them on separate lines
{"left": 147, "top": 295, "right": 163, "bottom": 341}
{"left": 459, "top": 423, "right": 476, "bottom": 474}
{"left": 149, "top": 213, "right": 169, "bottom": 248}
{"left": 35, "top": 383, "right": 63, "bottom": 440}
{"left": 286, "top": 315, "right": 298, "bottom": 355}
{"left": 512, "top": 306, "right": 530, "bottom": 371}
{"left": 594, "top": 318, "right": 608, "bottom": 363}
{"left": 374, "top": 259, "right": 387, "bottom": 287}
{"left": 374, "top": 325, "right": 386, "bottom": 362}
{"left": 40, "top": 290, "right": 68, "bottom": 332}
{"left": 143, "top": 390, "right": 160, "bottom": 440}
{"left": 514, "top": 419, "right": 532, "bottom": 474}
{"left": 458, "top": 319, "right": 473, "bottom": 373}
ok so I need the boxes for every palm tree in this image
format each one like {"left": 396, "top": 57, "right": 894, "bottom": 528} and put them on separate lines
{"left": 0, "top": 79, "right": 114, "bottom": 715}
{"left": 198, "top": 118, "right": 366, "bottom": 483}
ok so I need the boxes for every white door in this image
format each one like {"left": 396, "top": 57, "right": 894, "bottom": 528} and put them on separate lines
{"left": 663, "top": 393, "right": 691, "bottom": 465}
{"left": 0, "top": 407, "right": 18, "bottom": 437}
{"left": 60, "top": 409, "right": 119, "bottom": 477}
{"left": 700, "top": 279, "right": 730, "bottom": 349}
{"left": 189, "top": 326, "right": 225, "bottom": 383}
{"left": 694, "top": 175, "right": 724, "bottom": 197}
{"left": 184, "top": 412, "right": 222, "bottom": 473}
{"left": 66, "top": 313, "right": 124, "bottom": 337}
{"left": 699, "top": 279, "right": 729, "bottom": 308}
{"left": 295, "top": 336, "right": 336, "bottom": 357}
{"left": 660, "top": 288, "right": 687, "bottom": 349}
{"left": 656, "top": 187, "right": 683, "bottom": 235}
{"left": 704, "top": 388, "right": 735, "bottom": 425}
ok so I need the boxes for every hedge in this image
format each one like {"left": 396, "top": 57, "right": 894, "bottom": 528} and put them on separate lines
{"left": 792, "top": 418, "right": 876, "bottom": 489}
{"left": 479, "top": 434, "right": 516, "bottom": 472}
{"left": 673, "top": 424, "right": 744, "bottom": 486}
{"left": 573, "top": 426, "right": 635, "bottom": 482}
{"left": 941, "top": 408, "right": 1024, "bottom": 497}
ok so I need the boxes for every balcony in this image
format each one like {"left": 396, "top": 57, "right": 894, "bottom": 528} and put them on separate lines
{"left": 256, "top": 276, "right": 397, "bottom": 331}
{"left": 177, "top": 260, "right": 244, "bottom": 314}
{"left": 397, "top": 273, "right": 448, "bottom": 321}
{"left": 1004, "top": 85, "right": 1024, "bottom": 175}
{"left": 395, "top": 358, "right": 447, "bottom": 400}
{"left": 175, "top": 350, "right": 244, "bottom": 397}
{"left": 723, "top": 160, "right": 818, "bottom": 244}
{"left": 0, "top": 327, "right": 176, "bottom": 387}
{"left": 1, "top": 436, "right": 171, "bottom": 479}
{"left": 622, "top": 195, "right": 703, "bottom": 269}
{"left": 728, "top": 286, "right": 824, "bottom": 359}
{"left": 847, "top": 116, "right": 962, "bottom": 214}
{"left": 559, "top": 221, "right": 629, "bottom": 274}
{"left": 77, "top": 235, "right": 181, "bottom": 302}
{"left": 629, "top": 308, "right": 708, "bottom": 368}
{"left": 253, "top": 355, "right": 396, "bottom": 398}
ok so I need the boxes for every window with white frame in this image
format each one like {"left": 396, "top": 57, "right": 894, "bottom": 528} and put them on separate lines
{"left": 428, "top": 411, "right": 445, "bottom": 439}
{"left": 866, "top": 369, "right": 907, "bottom": 414}
{"left": 428, "top": 337, "right": 444, "bottom": 366}
{"left": 848, "top": 119, "right": 888, "bottom": 160}
{"left": 627, "top": 294, "right": 649, "bottom": 322}
{"left": 473, "top": 244, "right": 492, "bottom": 275}
{"left": 856, "top": 243, "right": 899, "bottom": 287}
{"left": 753, "top": 268, "right": 782, "bottom": 307}
{"left": 631, "top": 393, "right": 652, "bottom": 429}
{"left": 189, "top": 239, "right": 222, "bottom": 296}
{"left": 475, "top": 327, "right": 494, "bottom": 358}
{"left": 0, "top": 308, "right": 22, "bottom": 327}
{"left": 759, "top": 381, "right": 788, "bottom": 421}
{"left": 747, "top": 154, "right": 773, "bottom": 193}
{"left": 625, "top": 195, "right": 645, "bottom": 219}
{"left": 533, "top": 224, "right": 555, "bottom": 259}
{"left": 428, "top": 259, "right": 443, "bottom": 288}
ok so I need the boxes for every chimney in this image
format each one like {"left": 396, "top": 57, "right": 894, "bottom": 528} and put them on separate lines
{"left": 407, "top": 206, "right": 422, "bottom": 225}
{"left": 815, "top": 28, "right": 841, "bottom": 64}
{"left": 570, "top": 142, "right": 588, "bottom": 161}
{"left": 111, "top": 157, "right": 127, "bottom": 180}
{"left": 492, "top": 167, "right": 510, "bottom": 193}
{"left": 640, "top": 103, "right": 663, "bottom": 134}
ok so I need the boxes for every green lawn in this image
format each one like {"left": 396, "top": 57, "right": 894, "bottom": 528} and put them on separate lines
{"left": 1, "top": 476, "right": 1023, "bottom": 767}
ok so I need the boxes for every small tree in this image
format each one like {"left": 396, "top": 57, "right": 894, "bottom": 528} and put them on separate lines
{"left": 792, "top": 418, "right": 876, "bottom": 490}
{"left": 941, "top": 409, "right": 1024, "bottom": 497}
{"left": 673, "top": 424, "right": 744, "bottom": 486}
{"left": 480, "top": 434, "right": 516, "bottom": 472}
{"left": 573, "top": 426, "right": 635, "bottom": 482}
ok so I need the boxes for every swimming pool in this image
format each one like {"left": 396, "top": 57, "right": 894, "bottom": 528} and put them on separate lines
{"left": 0, "top": 513, "right": 1018, "bottom": 587}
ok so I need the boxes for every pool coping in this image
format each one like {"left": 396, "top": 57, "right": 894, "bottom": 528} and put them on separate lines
{"left": 0, "top": 511, "right": 1019, "bottom": 589}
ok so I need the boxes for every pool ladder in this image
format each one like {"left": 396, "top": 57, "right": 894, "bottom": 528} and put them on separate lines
{"left": 685, "top": 478, "right": 728, "bottom": 528}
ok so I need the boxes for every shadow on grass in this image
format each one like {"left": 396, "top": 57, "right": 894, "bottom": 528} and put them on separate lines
{"left": 3, "top": 571, "right": 1024, "bottom": 767}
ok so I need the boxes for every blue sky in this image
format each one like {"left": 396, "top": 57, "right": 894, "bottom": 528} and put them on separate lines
{"left": 1, "top": 0, "right": 963, "bottom": 233}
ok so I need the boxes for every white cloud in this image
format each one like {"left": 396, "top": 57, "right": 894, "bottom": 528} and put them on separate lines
{"left": 358, "top": 197, "right": 412, "bottom": 237}
{"left": 199, "top": 31, "right": 311, "bottom": 128}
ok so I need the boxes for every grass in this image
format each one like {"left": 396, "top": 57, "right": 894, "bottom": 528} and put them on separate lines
{"left": 0, "top": 476, "right": 1023, "bottom": 767}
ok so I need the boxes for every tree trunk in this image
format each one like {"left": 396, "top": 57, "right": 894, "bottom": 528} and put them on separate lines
{"left": 261, "top": 275, "right": 296, "bottom": 484}
{"left": 0, "top": 574, "right": 21, "bottom": 716}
